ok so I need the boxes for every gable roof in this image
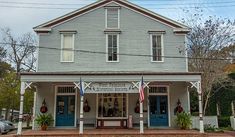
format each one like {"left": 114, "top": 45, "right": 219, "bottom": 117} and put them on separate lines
{"left": 34, "top": 0, "right": 189, "bottom": 33}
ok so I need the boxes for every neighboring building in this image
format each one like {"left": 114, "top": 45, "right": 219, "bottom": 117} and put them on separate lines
{"left": 17, "top": 0, "right": 204, "bottom": 134}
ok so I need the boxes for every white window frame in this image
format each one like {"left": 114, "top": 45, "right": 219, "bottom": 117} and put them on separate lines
{"left": 60, "top": 33, "right": 75, "bottom": 62}
{"left": 150, "top": 34, "right": 164, "bottom": 62}
{"left": 96, "top": 93, "right": 128, "bottom": 119}
{"left": 106, "top": 34, "right": 119, "bottom": 62}
{"left": 105, "top": 7, "right": 120, "bottom": 29}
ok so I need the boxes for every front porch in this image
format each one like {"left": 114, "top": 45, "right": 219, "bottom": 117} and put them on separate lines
{"left": 17, "top": 72, "right": 204, "bottom": 134}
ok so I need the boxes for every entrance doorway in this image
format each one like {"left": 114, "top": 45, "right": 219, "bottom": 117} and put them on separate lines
{"left": 56, "top": 95, "right": 75, "bottom": 126}
{"left": 149, "top": 95, "right": 168, "bottom": 127}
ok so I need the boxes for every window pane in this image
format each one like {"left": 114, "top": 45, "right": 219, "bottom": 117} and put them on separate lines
{"left": 98, "top": 93, "right": 127, "bottom": 118}
{"left": 152, "top": 35, "right": 157, "bottom": 48}
{"left": 63, "top": 35, "right": 73, "bottom": 49}
{"left": 113, "top": 35, "right": 117, "bottom": 47}
{"left": 152, "top": 35, "right": 162, "bottom": 61}
{"left": 62, "top": 34, "right": 73, "bottom": 62}
{"left": 156, "top": 35, "right": 161, "bottom": 48}
{"left": 108, "top": 35, "right": 112, "bottom": 48}
{"left": 107, "top": 8, "right": 118, "bottom": 28}
{"left": 62, "top": 50, "right": 73, "bottom": 61}
{"left": 107, "top": 34, "right": 118, "bottom": 61}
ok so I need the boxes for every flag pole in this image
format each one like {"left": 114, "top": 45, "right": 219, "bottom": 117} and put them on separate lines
{"left": 79, "top": 77, "right": 84, "bottom": 134}
{"left": 139, "top": 76, "right": 144, "bottom": 134}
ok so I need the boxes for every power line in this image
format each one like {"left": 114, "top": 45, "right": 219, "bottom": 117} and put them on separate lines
{"left": 0, "top": 4, "right": 235, "bottom": 10}
{"left": 0, "top": 1, "right": 234, "bottom": 6}
{"left": 0, "top": 42, "right": 234, "bottom": 61}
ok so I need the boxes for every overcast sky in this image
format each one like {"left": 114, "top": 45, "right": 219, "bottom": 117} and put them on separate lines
{"left": 0, "top": 0, "right": 234, "bottom": 36}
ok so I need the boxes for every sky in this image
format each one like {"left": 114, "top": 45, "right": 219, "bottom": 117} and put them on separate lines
{"left": 0, "top": 0, "right": 234, "bottom": 36}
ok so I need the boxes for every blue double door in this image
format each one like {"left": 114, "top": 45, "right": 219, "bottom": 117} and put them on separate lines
{"left": 149, "top": 95, "right": 168, "bottom": 127}
{"left": 56, "top": 95, "right": 75, "bottom": 126}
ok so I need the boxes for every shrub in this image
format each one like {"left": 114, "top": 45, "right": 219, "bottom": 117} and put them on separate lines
{"left": 175, "top": 112, "right": 192, "bottom": 129}
{"left": 218, "top": 116, "right": 231, "bottom": 128}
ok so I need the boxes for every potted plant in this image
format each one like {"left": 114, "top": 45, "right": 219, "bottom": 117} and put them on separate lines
{"left": 175, "top": 112, "right": 192, "bottom": 129}
{"left": 35, "top": 113, "right": 54, "bottom": 130}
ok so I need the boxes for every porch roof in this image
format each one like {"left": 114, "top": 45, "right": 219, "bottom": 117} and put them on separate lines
{"left": 20, "top": 71, "right": 201, "bottom": 82}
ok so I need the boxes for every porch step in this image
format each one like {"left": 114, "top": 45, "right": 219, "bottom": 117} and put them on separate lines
{"left": 14, "top": 129, "right": 208, "bottom": 137}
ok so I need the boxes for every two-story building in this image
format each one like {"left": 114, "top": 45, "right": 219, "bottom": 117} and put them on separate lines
{"left": 17, "top": 0, "right": 204, "bottom": 134}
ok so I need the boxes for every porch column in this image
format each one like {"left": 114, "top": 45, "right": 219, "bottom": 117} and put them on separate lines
{"left": 140, "top": 101, "right": 144, "bottom": 134}
{"left": 197, "top": 81, "right": 204, "bottom": 133}
{"left": 32, "top": 87, "right": 37, "bottom": 130}
{"left": 79, "top": 96, "right": 84, "bottom": 134}
{"left": 17, "top": 82, "right": 25, "bottom": 135}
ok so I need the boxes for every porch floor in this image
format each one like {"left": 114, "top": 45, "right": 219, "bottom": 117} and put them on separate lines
{"left": 10, "top": 129, "right": 235, "bottom": 137}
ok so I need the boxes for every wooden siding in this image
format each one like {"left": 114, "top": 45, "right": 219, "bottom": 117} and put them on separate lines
{"left": 37, "top": 3, "right": 187, "bottom": 72}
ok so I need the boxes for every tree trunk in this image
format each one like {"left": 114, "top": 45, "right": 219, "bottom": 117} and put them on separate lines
{"left": 5, "top": 108, "right": 9, "bottom": 120}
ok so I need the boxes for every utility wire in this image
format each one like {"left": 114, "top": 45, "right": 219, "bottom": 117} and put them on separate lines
{"left": 0, "top": 1, "right": 235, "bottom": 6}
{"left": 0, "top": 5, "right": 235, "bottom": 10}
{"left": 0, "top": 42, "right": 234, "bottom": 61}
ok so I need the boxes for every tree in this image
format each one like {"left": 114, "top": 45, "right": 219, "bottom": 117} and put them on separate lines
{"left": 181, "top": 9, "right": 235, "bottom": 115}
{"left": 0, "top": 28, "right": 36, "bottom": 122}
{"left": 0, "top": 28, "right": 37, "bottom": 74}
{"left": 0, "top": 72, "right": 20, "bottom": 120}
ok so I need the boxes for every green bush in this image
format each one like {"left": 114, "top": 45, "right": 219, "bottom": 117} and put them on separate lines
{"left": 35, "top": 113, "right": 54, "bottom": 127}
{"left": 175, "top": 112, "right": 192, "bottom": 129}
{"left": 218, "top": 116, "right": 231, "bottom": 128}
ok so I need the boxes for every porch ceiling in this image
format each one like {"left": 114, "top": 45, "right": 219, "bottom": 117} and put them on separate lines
{"left": 21, "top": 71, "right": 201, "bottom": 82}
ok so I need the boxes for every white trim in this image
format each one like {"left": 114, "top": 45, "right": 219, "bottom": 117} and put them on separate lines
{"left": 36, "top": 34, "right": 39, "bottom": 72}
{"left": 118, "top": 7, "right": 120, "bottom": 29}
{"left": 187, "top": 86, "right": 190, "bottom": 113}
{"left": 150, "top": 34, "right": 164, "bottom": 62}
{"left": 32, "top": 89, "right": 37, "bottom": 130}
{"left": 106, "top": 34, "right": 119, "bottom": 62}
{"left": 105, "top": 7, "right": 120, "bottom": 29}
{"left": 168, "top": 86, "right": 171, "bottom": 127}
{"left": 33, "top": 28, "right": 51, "bottom": 32}
{"left": 185, "top": 34, "right": 188, "bottom": 72}
{"left": 74, "top": 88, "right": 78, "bottom": 127}
{"left": 105, "top": 8, "right": 107, "bottom": 29}
{"left": 53, "top": 86, "right": 57, "bottom": 127}
{"left": 60, "top": 33, "right": 75, "bottom": 63}
{"left": 173, "top": 28, "right": 190, "bottom": 32}
{"left": 147, "top": 87, "right": 150, "bottom": 128}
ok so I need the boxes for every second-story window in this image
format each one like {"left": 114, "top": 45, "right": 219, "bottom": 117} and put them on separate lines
{"left": 151, "top": 34, "right": 163, "bottom": 62}
{"left": 107, "top": 34, "right": 119, "bottom": 62}
{"left": 61, "top": 34, "right": 74, "bottom": 62}
{"left": 106, "top": 8, "right": 119, "bottom": 29}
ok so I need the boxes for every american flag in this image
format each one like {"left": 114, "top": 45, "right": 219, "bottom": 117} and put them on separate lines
{"left": 80, "top": 77, "right": 84, "bottom": 96}
{"left": 139, "top": 76, "right": 144, "bottom": 103}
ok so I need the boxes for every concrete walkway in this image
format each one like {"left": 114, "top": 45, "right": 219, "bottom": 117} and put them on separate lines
{"left": 2, "top": 129, "right": 235, "bottom": 137}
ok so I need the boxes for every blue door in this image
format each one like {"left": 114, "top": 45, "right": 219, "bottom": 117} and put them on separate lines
{"left": 149, "top": 95, "right": 168, "bottom": 127}
{"left": 56, "top": 95, "right": 75, "bottom": 126}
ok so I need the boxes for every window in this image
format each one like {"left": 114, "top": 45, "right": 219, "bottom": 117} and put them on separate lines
{"left": 149, "top": 87, "right": 167, "bottom": 94}
{"left": 97, "top": 93, "right": 127, "bottom": 118}
{"left": 61, "top": 34, "right": 74, "bottom": 62}
{"left": 151, "top": 34, "right": 163, "bottom": 62}
{"left": 106, "top": 8, "right": 119, "bottom": 29}
{"left": 107, "top": 34, "right": 119, "bottom": 62}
